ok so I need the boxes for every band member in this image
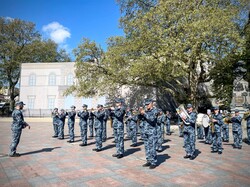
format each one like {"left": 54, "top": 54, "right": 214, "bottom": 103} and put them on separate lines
{"left": 176, "top": 113, "right": 183, "bottom": 137}
{"left": 125, "top": 107, "right": 131, "bottom": 139}
{"left": 231, "top": 109, "right": 243, "bottom": 149}
{"left": 165, "top": 110, "right": 171, "bottom": 135}
{"left": 77, "top": 104, "right": 89, "bottom": 146}
{"left": 9, "top": 101, "right": 30, "bottom": 157}
{"left": 111, "top": 98, "right": 126, "bottom": 159}
{"left": 197, "top": 120, "right": 204, "bottom": 140}
{"left": 222, "top": 110, "right": 230, "bottom": 142}
{"left": 127, "top": 108, "right": 138, "bottom": 147}
{"left": 138, "top": 106, "right": 145, "bottom": 141}
{"left": 67, "top": 105, "right": 76, "bottom": 143}
{"left": 102, "top": 107, "right": 110, "bottom": 142}
{"left": 244, "top": 107, "right": 250, "bottom": 143}
{"left": 140, "top": 98, "right": 158, "bottom": 169}
{"left": 211, "top": 106, "right": 223, "bottom": 154}
{"left": 88, "top": 109, "right": 95, "bottom": 137}
{"left": 92, "top": 104, "right": 105, "bottom": 152}
{"left": 52, "top": 108, "right": 60, "bottom": 138}
{"left": 181, "top": 104, "right": 197, "bottom": 160}
{"left": 58, "top": 109, "right": 67, "bottom": 140}
{"left": 205, "top": 109, "right": 213, "bottom": 144}
{"left": 156, "top": 109, "right": 165, "bottom": 152}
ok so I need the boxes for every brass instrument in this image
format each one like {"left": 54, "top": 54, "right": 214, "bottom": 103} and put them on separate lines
{"left": 223, "top": 114, "right": 232, "bottom": 125}
{"left": 208, "top": 115, "right": 215, "bottom": 134}
{"left": 176, "top": 104, "right": 190, "bottom": 125}
{"left": 243, "top": 111, "right": 250, "bottom": 120}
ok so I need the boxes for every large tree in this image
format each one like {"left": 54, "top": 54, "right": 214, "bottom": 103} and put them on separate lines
{"left": 0, "top": 17, "right": 71, "bottom": 109}
{"left": 68, "top": 0, "right": 248, "bottom": 109}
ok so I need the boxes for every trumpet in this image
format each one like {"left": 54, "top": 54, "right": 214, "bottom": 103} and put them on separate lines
{"left": 176, "top": 104, "right": 190, "bottom": 125}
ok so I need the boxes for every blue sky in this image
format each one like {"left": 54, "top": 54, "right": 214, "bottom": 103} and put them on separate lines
{"left": 0, "top": 0, "right": 124, "bottom": 58}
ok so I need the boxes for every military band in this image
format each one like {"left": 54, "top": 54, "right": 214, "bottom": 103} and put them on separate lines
{"left": 42, "top": 98, "right": 250, "bottom": 169}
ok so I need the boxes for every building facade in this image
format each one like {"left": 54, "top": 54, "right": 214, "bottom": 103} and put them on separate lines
{"left": 20, "top": 62, "right": 105, "bottom": 116}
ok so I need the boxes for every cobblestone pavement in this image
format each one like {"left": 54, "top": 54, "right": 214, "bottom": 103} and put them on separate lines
{"left": 0, "top": 118, "right": 250, "bottom": 187}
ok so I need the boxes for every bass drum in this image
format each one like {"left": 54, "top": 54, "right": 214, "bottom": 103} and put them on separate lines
{"left": 196, "top": 113, "right": 204, "bottom": 127}
{"left": 202, "top": 114, "right": 209, "bottom": 128}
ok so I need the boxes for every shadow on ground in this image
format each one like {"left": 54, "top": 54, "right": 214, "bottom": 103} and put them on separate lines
{"left": 20, "top": 147, "right": 61, "bottom": 156}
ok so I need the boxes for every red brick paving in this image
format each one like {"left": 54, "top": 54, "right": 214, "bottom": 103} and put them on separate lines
{"left": 0, "top": 118, "right": 250, "bottom": 186}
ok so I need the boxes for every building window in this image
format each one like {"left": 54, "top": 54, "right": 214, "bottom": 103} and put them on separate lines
{"left": 67, "top": 73, "right": 74, "bottom": 85}
{"left": 48, "top": 96, "right": 56, "bottom": 109}
{"left": 48, "top": 73, "right": 56, "bottom": 86}
{"left": 27, "top": 96, "right": 35, "bottom": 109}
{"left": 29, "top": 74, "right": 36, "bottom": 86}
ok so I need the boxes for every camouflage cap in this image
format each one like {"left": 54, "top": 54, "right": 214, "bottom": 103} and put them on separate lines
{"left": 213, "top": 106, "right": 219, "bottom": 110}
{"left": 15, "top": 101, "right": 25, "bottom": 106}
{"left": 235, "top": 109, "right": 240, "bottom": 113}
{"left": 144, "top": 98, "right": 153, "bottom": 105}
{"left": 97, "top": 104, "right": 103, "bottom": 108}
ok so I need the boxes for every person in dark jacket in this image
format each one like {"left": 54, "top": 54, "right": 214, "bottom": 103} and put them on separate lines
{"left": 9, "top": 101, "right": 30, "bottom": 157}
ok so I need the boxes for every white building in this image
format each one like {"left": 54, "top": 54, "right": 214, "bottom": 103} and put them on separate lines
{"left": 19, "top": 62, "right": 105, "bottom": 116}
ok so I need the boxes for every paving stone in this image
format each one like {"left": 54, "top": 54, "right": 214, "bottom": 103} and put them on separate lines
{"left": 0, "top": 118, "right": 250, "bottom": 186}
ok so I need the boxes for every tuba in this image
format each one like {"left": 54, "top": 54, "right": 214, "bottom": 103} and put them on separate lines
{"left": 176, "top": 104, "right": 190, "bottom": 125}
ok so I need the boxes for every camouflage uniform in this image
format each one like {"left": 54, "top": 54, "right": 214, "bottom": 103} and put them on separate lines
{"left": 177, "top": 115, "right": 183, "bottom": 137}
{"left": 183, "top": 104, "right": 197, "bottom": 159}
{"left": 88, "top": 111, "right": 95, "bottom": 137}
{"left": 102, "top": 109, "right": 109, "bottom": 142}
{"left": 67, "top": 106, "right": 76, "bottom": 142}
{"left": 111, "top": 104, "right": 126, "bottom": 157}
{"left": 92, "top": 106, "right": 105, "bottom": 151}
{"left": 138, "top": 107, "right": 145, "bottom": 141}
{"left": 58, "top": 109, "right": 67, "bottom": 139}
{"left": 165, "top": 111, "right": 171, "bottom": 135}
{"left": 128, "top": 110, "right": 138, "bottom": 146}
{"left": 52, "top": 108, "right": 60, "bottom": 137}
{"left": 9, "top": 104, "right": 29, "bottom": 156}
{"left": 142, "top": 103, "right": 158, "bottom": 167}
{"left": 245, "top": 113, "right": 250, "bottom": 143}
{"left": 77, "top": 105, "right": 89, "bottom": 145}
{"left": 222, "top": 115, "right": 230, "bottom": 142}
{"left": 231, "top": 111, "right": 243, "bottom": 149}
{"left": 156, "top": 111, "right": 165, "bottom": 152}
{"left": 125, "top": 110, "right": 132, "bottom": 139}
{"left": 211, "top": 111, "right": 223, "bottom": 153}
{"left": 197, "top": 125, "right": 204, "bottom": 139}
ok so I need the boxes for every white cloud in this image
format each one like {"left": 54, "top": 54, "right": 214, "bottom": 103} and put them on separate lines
{"left": 42, "top": 22, "right": 71, "bottom": 44}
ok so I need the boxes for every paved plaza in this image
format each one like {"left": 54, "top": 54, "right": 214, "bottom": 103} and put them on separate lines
{"left": 0, "top": 117, "right": 250, "bottom": 187}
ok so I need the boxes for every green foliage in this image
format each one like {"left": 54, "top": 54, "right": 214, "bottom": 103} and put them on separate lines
{"left": 69, "top": 0, "right": 249, "bottom": 109}
{"left": 0, "top": 17, "right": 71, "bottom": 109}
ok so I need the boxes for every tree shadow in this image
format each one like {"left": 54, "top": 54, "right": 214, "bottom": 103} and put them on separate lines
{"left": 20, "top": 147, "right": 61, "bottom": 156}
{"left": 157, "top": 153, "right": 171, "bottom": 166}
{"left": 124, "top": 148, "right": 141, "bottom": 157}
